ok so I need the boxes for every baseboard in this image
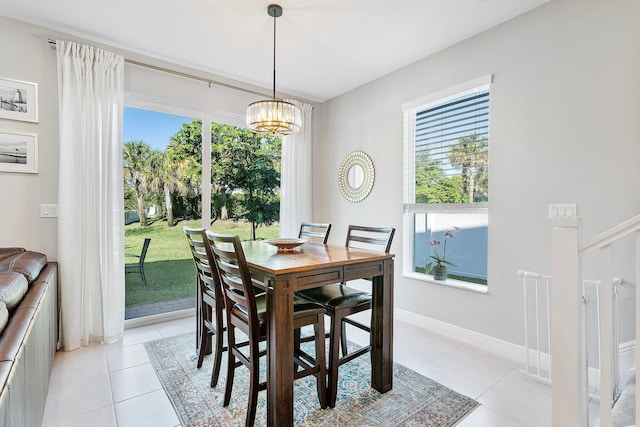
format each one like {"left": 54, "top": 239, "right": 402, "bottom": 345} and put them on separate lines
{"left": 394, "top": 308, "right": 637, "bottom": 386}
{"left": 394, "top": 308, "right": 526, "bottom": 362}
{"left": 619, "top": 340, "right": 636, "bottom": 384}
{"left": 124, "top": 307, "right": 193, "bottom": 329}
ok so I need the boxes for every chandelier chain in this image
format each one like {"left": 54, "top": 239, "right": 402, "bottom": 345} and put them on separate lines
{"left": 272, "top": 7, "right": 277, "bottom": 100}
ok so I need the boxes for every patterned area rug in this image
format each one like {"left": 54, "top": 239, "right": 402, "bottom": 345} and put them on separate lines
{"left": 144, "top": 332, "right": 479, "bottom": 426}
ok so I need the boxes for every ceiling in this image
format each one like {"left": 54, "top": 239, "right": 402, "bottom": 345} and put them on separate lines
{"left": 0, "top": 0, "right": 549, "bottom": 103}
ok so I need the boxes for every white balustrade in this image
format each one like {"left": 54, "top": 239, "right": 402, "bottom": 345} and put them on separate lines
{"left": 550, "top": 208, "right": 640, "bottom": 426}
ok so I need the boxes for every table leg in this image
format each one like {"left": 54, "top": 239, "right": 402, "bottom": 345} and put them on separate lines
{"left": 370, "top": 258, "right": 394, "bottom": 393}
{"left": 266, "top": 277, "right": 295, "bottom": 426}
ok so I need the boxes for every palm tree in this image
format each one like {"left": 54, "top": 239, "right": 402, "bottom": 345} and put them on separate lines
{"left": 166, "top": 122, "right": 202, "bottom": 220}
{"left": 147, "top": 150, "right": 189, "bottom": 227}
{"left": 448, "top": 134, "right": 489, "bottom": 203}
{"left": 123, "top": 140, "right": 152, "bottom": 226}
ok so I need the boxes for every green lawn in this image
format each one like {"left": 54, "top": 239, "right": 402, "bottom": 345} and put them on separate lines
{"left": 125, "top": 219, "right": 280, "bottom": 307}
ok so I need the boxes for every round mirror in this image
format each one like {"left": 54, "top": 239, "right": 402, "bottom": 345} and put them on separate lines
{"left": 338, "top": 151, "right": 375, "bottom": 202}
{"left": 348, "top": 164, "right": 365, "bottom": 189}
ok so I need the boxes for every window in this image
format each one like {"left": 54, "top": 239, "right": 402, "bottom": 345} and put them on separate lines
{"left": 402, "top": 76, "right": 491, "bottom": 289}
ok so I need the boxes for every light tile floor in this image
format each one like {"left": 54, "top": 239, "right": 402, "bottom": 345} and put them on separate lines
{"left": 42, "top": 314, "right": 554, "bottom": 427}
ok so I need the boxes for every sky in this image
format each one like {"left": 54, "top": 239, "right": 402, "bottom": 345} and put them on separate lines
{"left": 123, "top": 107, "right": 193, "bottom": 151}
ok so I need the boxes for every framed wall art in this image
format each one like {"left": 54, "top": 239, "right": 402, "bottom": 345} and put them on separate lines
{"left": 0, "top": 131, "right": 38, "bottom": 173}
{"left": 0, "top": 77, "right": 38, "bottom": 123}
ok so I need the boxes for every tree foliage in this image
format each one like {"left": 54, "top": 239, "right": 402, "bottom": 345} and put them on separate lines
{"left": 129, "top": 121, "right": 282, "bottom": 236}
{"left": 448, "top": 134, "right": 489, "bottom": 203}
{"left": 415, "top": 153, "right": 464, "bottom": 204}
{"left": 147, "top": 150, "right": 190, "bottom": 227}
{"left": 415, "top": 133, "right": 488, "bottom": 204}
{"left": 123, "top": 140, "right": 152, "bottom": 226}
{"left": 208, "top": 124, "right": 281, "bottom": 238}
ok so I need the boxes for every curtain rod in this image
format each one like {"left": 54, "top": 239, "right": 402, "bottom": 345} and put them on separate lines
{"left": 47, "top": 39, "right": 268, "bottom": 98}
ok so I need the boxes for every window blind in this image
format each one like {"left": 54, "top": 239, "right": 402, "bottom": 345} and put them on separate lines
{"left": 415, "top": 90, "right": 489, "bottom": 178}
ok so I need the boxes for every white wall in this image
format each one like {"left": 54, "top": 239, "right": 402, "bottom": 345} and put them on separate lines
{"left": 314, "top": 0, "right": 640, "bottom": 345}
{"left": 0, "top": 16, "right": 59, "bottom": 258}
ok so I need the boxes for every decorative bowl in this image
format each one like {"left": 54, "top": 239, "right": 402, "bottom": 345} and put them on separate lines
{"left": 265, "top": 238, "right": 306, "bottom": 251}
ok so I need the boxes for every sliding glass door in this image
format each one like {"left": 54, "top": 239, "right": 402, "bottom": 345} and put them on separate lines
{"left": 123, "top": 100, "right": 282, "bottom": 320}
{"left": 123, "top": 106, "right": 201, "bottom": 320}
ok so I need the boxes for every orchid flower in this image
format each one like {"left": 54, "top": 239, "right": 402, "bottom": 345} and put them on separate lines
{"left": 424, "top": 226, "right": 459, "bottom": 271}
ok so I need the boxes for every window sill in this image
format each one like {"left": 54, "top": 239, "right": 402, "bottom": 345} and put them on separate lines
{"left": 402, "top": 271, "right": 488, "bottom": 294}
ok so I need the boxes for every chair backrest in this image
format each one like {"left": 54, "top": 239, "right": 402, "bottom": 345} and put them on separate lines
{"left": 345, "top": 225, "right": 395, "bottom": 253}
{"left": 139, "top": 238, "right": 151, "bottom": 264}
{"left": 206, "top": 231, "right": 261, "bottom": 336}
{"left": 183, "top": 227, "right": 220, "bottom": 297}
{"left": 299, "top": 222, "right": 332, "bottom": 244}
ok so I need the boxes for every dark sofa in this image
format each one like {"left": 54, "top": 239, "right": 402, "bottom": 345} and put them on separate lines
{"left": 0, "top": 248, "right": 58, "bottom": 426}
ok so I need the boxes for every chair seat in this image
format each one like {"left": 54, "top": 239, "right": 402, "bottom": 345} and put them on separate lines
{"left": 232, "top": 293, "right": 326, "bottom": 327}
{"left": 231, "top": 293, "right": 267, "bottom": 326}
{"left": 293, "top": 294, "right": 327, "bottom": 317}
{"left": 298, "top": 284, "right": 371, "bottom": 310}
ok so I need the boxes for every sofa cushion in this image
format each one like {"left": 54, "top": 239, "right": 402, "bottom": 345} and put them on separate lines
{"left": 0, "top": 251, "right": 47, "bottom": 284}
{"left": 0, "top": 248, "right": 25, "bottom": 264}
{"left": 0, "top": 302, "right": 7, "bottom": 336}
{"left": 0, "top": 272, "right": 28, "bottom": 311}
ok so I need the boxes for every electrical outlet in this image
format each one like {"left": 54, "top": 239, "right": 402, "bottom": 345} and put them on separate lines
{"left": 40, "top": 204, "right": 58, "bottom": 218}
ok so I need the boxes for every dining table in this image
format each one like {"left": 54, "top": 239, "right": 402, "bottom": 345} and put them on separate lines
{"left": 240, "top": 240, "right": 395, "bottom": 427}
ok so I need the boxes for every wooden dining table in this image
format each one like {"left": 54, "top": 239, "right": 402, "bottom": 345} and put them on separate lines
{"left": 240, "top": 240, "right": 395, "bottom": 427}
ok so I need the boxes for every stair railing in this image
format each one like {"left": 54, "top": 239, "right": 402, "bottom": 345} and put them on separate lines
{"left": 578, "top": 214, "right": 640, "bottom": 427}
{"left": 551, "top": 209, "right": 640, "bottom": 426}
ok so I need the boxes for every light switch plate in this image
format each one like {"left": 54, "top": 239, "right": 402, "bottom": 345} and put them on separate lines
{"left": 40, "top": 204, "right": 58, "bottom": 218}
{"left": 549, "top": 203, "right": 577, "bottom": 219}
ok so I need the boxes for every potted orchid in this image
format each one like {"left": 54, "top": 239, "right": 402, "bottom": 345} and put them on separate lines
{"left": 425, "top": 226, "right": 459, "bottom": 280}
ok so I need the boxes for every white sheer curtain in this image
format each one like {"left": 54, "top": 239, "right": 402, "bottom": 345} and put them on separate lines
{"left": 56, "top": 40, "right": 125, "bottom": 351}
{"left": 279, "top": 100, "right": 313, "bottom": 238}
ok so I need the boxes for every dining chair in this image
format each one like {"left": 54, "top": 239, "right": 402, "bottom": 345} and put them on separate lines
{"left": 206, "top": 231, "right": 328, "bottom": 426}
{"left": 183, "top": 227, "right": 226, "bottom": 388}
{"left": 298, "top": 225, "right": 395, "bottom": 407}
{"left": 298, "top": 222, "right": 332, "bottom": 243}
{"left": 125, "top": 238, "right": 151, "bottom": 286}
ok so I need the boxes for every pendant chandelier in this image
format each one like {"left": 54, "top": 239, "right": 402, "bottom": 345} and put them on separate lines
{"left": 246, "top": 4, "right": 302, "bottom": 136}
